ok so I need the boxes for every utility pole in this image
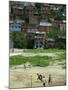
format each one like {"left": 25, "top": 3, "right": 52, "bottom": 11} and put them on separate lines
{"left": 30, "top": 75, "right": 32, "bottom": 88}
{"left": 10, "top": 32, "right": 14, "bottom": 53}
{"left": 11, "top": 32, "right": 14, "bottom": 53}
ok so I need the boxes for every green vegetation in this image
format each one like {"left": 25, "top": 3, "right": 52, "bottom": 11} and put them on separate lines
{"left": 10, "top": 49, "right": 65, "bottom": 67}
{"left": 47, "top": 27, "right": 66, "bottom": 49}
{"left": 24, "top": 48, "right": 65, "bottom": 53}
{"left": 11, "top": 28, "right": 66, "bottom": 49}
{"left": 56, "top": 52, "right": 66, "bottom": 61}
{"left": 10, "top": 55, "right": 50, "bottom": 66}
{"left": 11, "top": 32, "right": 35, "bottom": 49}
{"left": 11, "top": 32, "right": 27, "bottom": 49}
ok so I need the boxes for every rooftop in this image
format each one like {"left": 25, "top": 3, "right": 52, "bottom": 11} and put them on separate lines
{"left": 9, "top": 20, "right": 24, "bottom": 24}
{"left": 40, "top": 21, "right": 52, "bottom": 26}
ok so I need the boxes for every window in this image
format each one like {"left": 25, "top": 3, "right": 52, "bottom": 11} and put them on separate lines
{"left": 40, "top": 45, "right": 42, "bottom": 48}
{"left": 15, "top": 26, "right": 17, "bottom": 28}
{"left": 18, "top": 26, "right": 21, "bottom": 28}
{"left": 36, "top": 45, "right": 38, "bottom": 48}
{"left": 11, "top": 25, "right": 14, "bottom": 28}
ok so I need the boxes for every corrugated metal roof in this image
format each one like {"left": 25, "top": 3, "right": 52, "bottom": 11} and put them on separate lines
{"left": 9, "top": 20, "right": 24, "bottom": 24}
{"left": 40, "top": 22, "right": 52, "bottom": 26}
{"left": 9, "top": 21, "right": 14, "bottom": 23}
{"left": 35, "top": 31, "right": 45, "bottom": 34}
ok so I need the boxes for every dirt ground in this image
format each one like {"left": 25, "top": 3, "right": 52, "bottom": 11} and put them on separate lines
{"left": 10, "top": 64, "right": 66, "bottom": 89}
{"left": 10, "top": 49, "right": 66, "bottom": 88}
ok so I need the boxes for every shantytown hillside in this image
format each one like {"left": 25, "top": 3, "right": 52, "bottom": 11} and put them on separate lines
{"left": 9, "top": 1, "right": 66, "bottom": 88}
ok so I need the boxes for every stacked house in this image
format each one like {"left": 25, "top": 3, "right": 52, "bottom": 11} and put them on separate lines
{"left": 9, "top": 1, "right": 66, "bottom": 49}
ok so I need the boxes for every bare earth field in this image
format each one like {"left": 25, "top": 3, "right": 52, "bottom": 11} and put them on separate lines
{"left": 10, "top": 64, "right": 66, "bottom": 88}
{"left": 10, "top": 49, "right": 66, "bottom": 88}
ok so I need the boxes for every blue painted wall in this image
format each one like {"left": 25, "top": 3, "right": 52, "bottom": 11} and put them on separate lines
{"left": 10, "top": 20, "right": 23, "bottom": 32}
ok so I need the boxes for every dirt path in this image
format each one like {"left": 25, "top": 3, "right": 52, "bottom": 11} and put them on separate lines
{"left": 10, "top": 52, "right": 57, "bottom": 57}
{"left": 10, "top": 64, "right": 66, "bottom": 88}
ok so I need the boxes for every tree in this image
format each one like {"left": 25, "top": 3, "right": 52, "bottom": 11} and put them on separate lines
{"left": 26, "top": 33, "right": 34, "bottom": 49}
{"left": 47, "top": 26, "right": 66, "bottom": 49}
{"left": 10, "top": 32, "right": 35, "bottom": 49}
{"left": 11, "top": 32, "right": 27, "bottom": 49}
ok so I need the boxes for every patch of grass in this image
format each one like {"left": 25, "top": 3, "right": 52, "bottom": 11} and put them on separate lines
{"left": 56, "top": 53, "right": 66, "bottom": 62}
{"left": 10, "top": 55, "right": 51, "bottom": 66}
{"left": 24, "top": 48, "right": 65, "bottom": 53}
{"left": 10, "top": 49, "right": 66, "bottom": 67}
